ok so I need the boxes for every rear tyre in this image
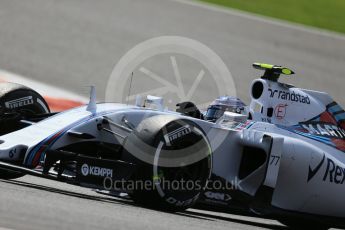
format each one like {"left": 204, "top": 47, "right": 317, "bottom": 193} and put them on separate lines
{"left": 0, "top": 82, "right": 50, "bottom": 180}
{"left": 125, "top": 116, "right": 212, "bottom": 212}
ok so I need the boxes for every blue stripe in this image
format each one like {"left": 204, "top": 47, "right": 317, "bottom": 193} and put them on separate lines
{"left": 294, "top": 130, "right": 332, "bottom": 143}
{"left": 312, "top": 117, "right": 320, "bottom": 122}
{"left": 295, "top": 131, "right": 334, "bottom": 146}
{"left": 246, "top": 122, "right": 255, "bottom": 129}
{"left": 25, "top": 110, "right": 118, "bottom": 166}
{"left": 328, "top": 105, "right": 343, "bottom": 114}
{"left": 27, "top": 115, "right": 97, "bottom": 165}
{"left": 25, "top": 135, "right": 54, "bottom": 165}
{"left": 335, "top": 113, "right": 345, "bottom": 121}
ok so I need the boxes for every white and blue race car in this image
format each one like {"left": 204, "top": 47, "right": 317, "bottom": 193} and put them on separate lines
{"left": 0, "top": 63, "right": 344, "bottom": 229}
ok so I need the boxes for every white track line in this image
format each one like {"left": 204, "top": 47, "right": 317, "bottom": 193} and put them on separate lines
{"left": 171, "top": 0, "right": 345, "bottom": 41}
{"left": 0, "top": 69, "right": 88, "bottom": 103}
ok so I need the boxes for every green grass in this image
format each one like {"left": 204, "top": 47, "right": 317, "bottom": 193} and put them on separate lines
{"left": 199, "top": 0, "right": 345, "bottom": 34}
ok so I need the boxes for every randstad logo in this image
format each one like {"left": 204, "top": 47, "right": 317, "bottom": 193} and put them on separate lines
{"left": 268, "top": 89, "right": 310, "bottom": 104}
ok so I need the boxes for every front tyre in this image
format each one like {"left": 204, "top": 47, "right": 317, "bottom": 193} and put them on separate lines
{"left": 0, "top": 82, "right": 50, "bottom": 179}
{"left": 125, "top": 116, "right": 212, "bottom": 212}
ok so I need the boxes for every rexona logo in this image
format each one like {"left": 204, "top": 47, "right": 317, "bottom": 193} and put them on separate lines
{"left": 5, "top": 96, "right": 34, "bottom": 109}
{"left": 308, "top": 154, "right": 345, "bottom": 184}
{"left": 164, "top": 125, "right": 192, "bottom": 146}
{"left": 268, "top": 89, "right": 310, "bottom": 104}
{"left": 80, "top": 163, "right": 113, "bottom": 178}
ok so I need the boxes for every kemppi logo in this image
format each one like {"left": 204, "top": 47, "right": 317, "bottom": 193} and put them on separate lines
{"left": 81, "top": 163, "right": 113, "bottom": 178}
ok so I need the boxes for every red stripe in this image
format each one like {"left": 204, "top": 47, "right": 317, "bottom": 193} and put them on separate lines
{"left": 320, "top": 111, "right": 337, "bottom": 125}
{"left": 0, "top": 78, "right": 84, "bottom": 111}
{"left": 32, "top": 146, "right": 46, "bottom": 167}
{"left": 32, "top": 130, "right": 65, "bottom": 167}
{"left": 44, "top": 96, "right": 84, "bottom": 112}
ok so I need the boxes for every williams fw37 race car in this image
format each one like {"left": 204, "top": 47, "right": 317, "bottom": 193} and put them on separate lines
{"left": 0, "top": 63, "right": 344, "bottom": 229}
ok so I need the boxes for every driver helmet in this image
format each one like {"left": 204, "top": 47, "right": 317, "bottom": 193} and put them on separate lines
{"left": 205, "top": 96, "right": 246, "bottom": 122}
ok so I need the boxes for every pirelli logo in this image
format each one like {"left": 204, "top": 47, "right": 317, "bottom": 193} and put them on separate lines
{"left": 5, "top": 96, "right": 34, "bottom": 109}
{"left": 164, "top": 125, "right": 192, "bottom": 146}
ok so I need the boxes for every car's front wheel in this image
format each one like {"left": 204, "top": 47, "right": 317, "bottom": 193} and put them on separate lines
{"left": 0, "top": 82, "right": 50, "bottom": 180}
{"left": 124, "top": 115, "right": 212, "bottom": 212}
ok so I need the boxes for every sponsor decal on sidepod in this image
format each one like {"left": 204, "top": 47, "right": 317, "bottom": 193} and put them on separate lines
{"left": 308, "top": 154, "right": 345, "bottom": 185}
{"left": 302, "top": 124, "right": 345, "bottom": 138}
{"left": 81, "top": 163, "right": 113, "bottom": 178}
{"left": 268, "top": 89, "right": 310, "bottom": 104}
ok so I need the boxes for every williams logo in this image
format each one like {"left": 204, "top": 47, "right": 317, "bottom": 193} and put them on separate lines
{"left": 80, "top": 163, "right": 113, "bottom": 178}
{"left": 308, "top": 154, "right": 345, "bottom": 184}
{"left": 5, "top": 96, "right": 34, "bottom": 109}
{"left": 81, "top": 164, "right": 90, "bottom": 176}
{"left": 164, "top": 125, "right": 192, "bottom": 146}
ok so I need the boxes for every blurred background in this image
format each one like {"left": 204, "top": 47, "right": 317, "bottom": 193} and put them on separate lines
{"left": 201, "top": 0, "right": 345, "bottom": 34}
{"left": 0, "top": 0, "right": 344, "bottom": 108}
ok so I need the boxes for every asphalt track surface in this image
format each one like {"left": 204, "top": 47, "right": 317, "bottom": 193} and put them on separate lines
{"left": 0, "top": 0, "right": 344, "bottom": 229}
{"left": 0, "top": 176, "right": 289, "bottom": 230}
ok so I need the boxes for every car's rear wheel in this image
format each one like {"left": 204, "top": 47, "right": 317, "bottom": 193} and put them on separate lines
{"left": 124, "top": 115, "right": 212, "bottom": 212}
{"left": 0, "top": 82, "right": 50, "bottom": 179}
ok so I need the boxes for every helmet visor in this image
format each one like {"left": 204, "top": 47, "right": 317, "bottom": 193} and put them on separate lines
{"left": 205, "top": 106, "right": 225, "bottom": 121}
